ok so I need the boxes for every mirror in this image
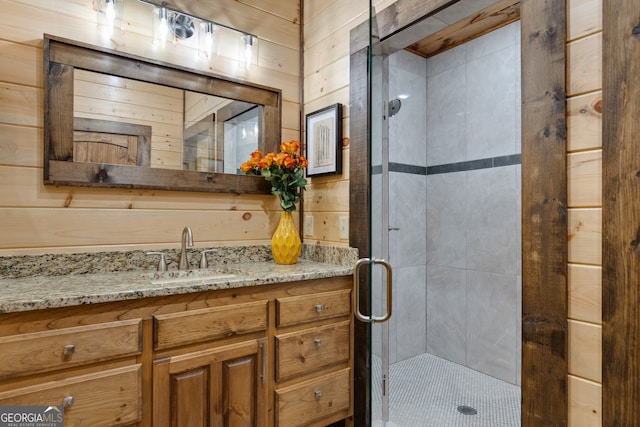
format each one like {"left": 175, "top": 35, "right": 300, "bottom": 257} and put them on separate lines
{"left": 44, "top": 35, "right": 280, "bottom": 193}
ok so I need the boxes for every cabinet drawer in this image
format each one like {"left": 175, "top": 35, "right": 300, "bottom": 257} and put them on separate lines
{"left": 0, "top": 319, "right": 142, "bottom": 379}
{"left": 154, "top": 300, "right": 268, "bottom": 350}
{"left": 0, "top": 364, "right": 142, "bottom": 427}
{"left": 275, "top": 320, "right": 350, "bottom": 381}
{"left": 276, "top": 368, "right": 350, "bottom": 427}
{"left": 276, "top": 289, "right": 351, "bottom": 327}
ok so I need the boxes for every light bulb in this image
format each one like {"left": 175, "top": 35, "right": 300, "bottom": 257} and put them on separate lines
{"left": 205, "top": 29, "right": 213, "bottom": 51}
{"left": 199, "top": 22, "right": 216, "bottom": 58}
{"left": 105, "top": 0, "right": 115, "bottom": 28}
{"left": 244, "top": 35, "right": 253, "bottom": 70}
{"left": 96, "top": 0, "right": 117, "bottom": 37}
{"left": 157, "top": 7, "right": 169, "bottom": 48}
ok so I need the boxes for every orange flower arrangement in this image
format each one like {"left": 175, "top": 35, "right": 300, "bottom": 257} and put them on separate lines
{"left": 240, "top": 141, "right": 308, "bottom": 212}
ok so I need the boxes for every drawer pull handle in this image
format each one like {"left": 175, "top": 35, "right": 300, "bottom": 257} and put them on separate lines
{"left": 260, "top": 342, "right": 266, "bottom": 385}
{"left": 315, "top": 304, "right": 323, "bottom": 313}
{"left": 314, "top": 390, "right": 322, "bottom": 399}
{"left": 63, "top": 344, "right": 75, "bottom": 356}
{"left": 63, "top": 396, "right": 74, "bottom": 408}
{"left": 314, "top": 339, "right": 322, "bottom": 347}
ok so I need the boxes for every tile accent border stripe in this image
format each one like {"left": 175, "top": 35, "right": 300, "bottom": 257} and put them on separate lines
{"left": 371, "top": 154, "right": 521, "bottom": 176}
{"left": 390, "top": 163, "right": 427, "bottom": 175}
{"left": 427, "top": 154, "right": 521, "bottom": 175}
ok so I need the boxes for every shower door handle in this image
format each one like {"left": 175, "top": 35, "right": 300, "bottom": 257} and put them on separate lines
{"left": 353, "top": 258, "right": 393, "bottom": 323}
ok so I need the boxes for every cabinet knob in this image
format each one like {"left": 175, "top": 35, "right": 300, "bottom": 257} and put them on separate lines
{"left": 63, "top": 344, "right": 75, "bottom": 356}
{"left": 314, "top": 390, "right": 322, "bottom": 399}
{"left": 315, "top": 304, "right": 323, "bottom": 313}
{"left": 314, "top": 339, "right": 322, "bottom": 347}
{"left": 63, "top": 396, "right": 74, "bottom": 408}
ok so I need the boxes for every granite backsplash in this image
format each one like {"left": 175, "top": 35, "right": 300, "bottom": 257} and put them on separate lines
{"left": 0, "top": 244, "right": 359, "bottom": 279}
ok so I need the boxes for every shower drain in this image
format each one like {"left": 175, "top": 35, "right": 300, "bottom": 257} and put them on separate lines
{"left": 457, "top": 405, "right": 478, "bottom": 416}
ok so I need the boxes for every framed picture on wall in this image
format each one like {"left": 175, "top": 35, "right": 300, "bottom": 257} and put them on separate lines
{"left": 305, "top": 103, "right": 342, "bottom": 176}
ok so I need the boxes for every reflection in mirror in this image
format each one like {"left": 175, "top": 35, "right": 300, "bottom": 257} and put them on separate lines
{"left": 45, "top": 35, "right": 279, "bottom": 194}
{"left": 221, "top": 104, "right": 260, "bottom": 174}
{"left": 73, "top": 70, "right": 260, "bottom": 175}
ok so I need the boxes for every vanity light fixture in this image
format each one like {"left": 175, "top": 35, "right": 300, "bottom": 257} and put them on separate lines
{"left": 138, "top": 0, "right": 258, "bottom": 67}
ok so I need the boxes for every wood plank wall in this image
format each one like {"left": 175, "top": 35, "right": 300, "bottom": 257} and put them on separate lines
{"left": 301, "top": 0, "right": 394, "bottom": 247}
{"left": 520, "top": 0, "right": 568, "bottom": 423}
{"left": 0, "top": 0, "right": 300, "bottom": 254}
{"left": 602, "top": 0, "right": 640, "bottom": 425}
{"left": 567, "top": 0, "right": 603, "bottom": 426}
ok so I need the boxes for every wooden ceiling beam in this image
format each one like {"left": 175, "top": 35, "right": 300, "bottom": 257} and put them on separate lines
{"left": 405, "top": 0, "right": 521, "bottom": 58}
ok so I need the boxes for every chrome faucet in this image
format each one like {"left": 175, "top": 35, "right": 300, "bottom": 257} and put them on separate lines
{"left": 179, "top": 226, "right": 194, "bottom": 270}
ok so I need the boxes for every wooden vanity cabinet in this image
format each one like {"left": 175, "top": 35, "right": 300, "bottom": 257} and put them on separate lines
{"left": 0, "top": 275, "right": 353, "bottom": 427}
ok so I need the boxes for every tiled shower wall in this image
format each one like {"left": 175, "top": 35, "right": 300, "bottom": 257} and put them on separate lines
{"left": 388, "top": 21, "right": 522, "bottom": 385}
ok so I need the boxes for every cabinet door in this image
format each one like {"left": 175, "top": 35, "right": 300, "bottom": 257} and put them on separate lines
{"left": 153, "top": 338, "right": 267, "bottom": 427}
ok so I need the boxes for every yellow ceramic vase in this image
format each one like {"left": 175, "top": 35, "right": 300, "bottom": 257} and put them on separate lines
{"left": 271, "top": 211, "right": 302, "bottom": 264}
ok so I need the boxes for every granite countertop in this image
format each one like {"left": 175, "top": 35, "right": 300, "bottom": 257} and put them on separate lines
{"left": 0, "top": 245, "right": 358, "bottom": 314}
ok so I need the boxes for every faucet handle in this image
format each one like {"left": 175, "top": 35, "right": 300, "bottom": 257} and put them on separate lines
{"left": 199, "top": 249, "right": 217, "bottom": 269}
{"left": 146, "top": 252, "right": 167, "bottom": 272}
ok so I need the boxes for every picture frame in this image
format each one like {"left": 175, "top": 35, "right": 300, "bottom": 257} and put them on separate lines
{"left": 305, "top": 103, "right": 342, "bottom": 176}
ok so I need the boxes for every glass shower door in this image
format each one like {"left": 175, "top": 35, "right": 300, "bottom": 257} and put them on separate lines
{"left": 366, "top": 1, "right": 394, "bottom": 425}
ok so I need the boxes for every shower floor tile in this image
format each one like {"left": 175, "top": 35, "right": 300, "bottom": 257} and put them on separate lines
{"left": 372, "top": 353, "right": 521, "bottom": 427}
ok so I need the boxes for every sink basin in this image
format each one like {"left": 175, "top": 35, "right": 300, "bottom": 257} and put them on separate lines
{"left": 143, "top": 268, "right": 239, "bottom": 285}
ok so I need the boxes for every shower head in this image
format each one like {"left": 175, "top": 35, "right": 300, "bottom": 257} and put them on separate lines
{"left": 389, "top": 98, "right": 402, "bottom": 117}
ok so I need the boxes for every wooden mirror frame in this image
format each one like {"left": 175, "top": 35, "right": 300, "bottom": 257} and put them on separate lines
{"left": 43, "top": 35, "right": 280, "bottom": 194}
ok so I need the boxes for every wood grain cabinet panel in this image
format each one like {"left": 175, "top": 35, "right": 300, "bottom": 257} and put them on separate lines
{"left": 275, "top": 320, "right": 350, "bottom": 381}
{"left": 275, "top": 368, "right": 351, "bottom": 427}
{"left": 0, "top": 364, "right": 142, "bottom": 427}
{"left": 153, "top": 300, "right": 268, "bottom": 350}
{"left": 153, "top": 338, "right": 268, "bottom": 427}
{"left": 0, "top": 319, "right": 142, "bottom": 379}
{"left": 276, "top": 289, "right": 351, "bottom": 327}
